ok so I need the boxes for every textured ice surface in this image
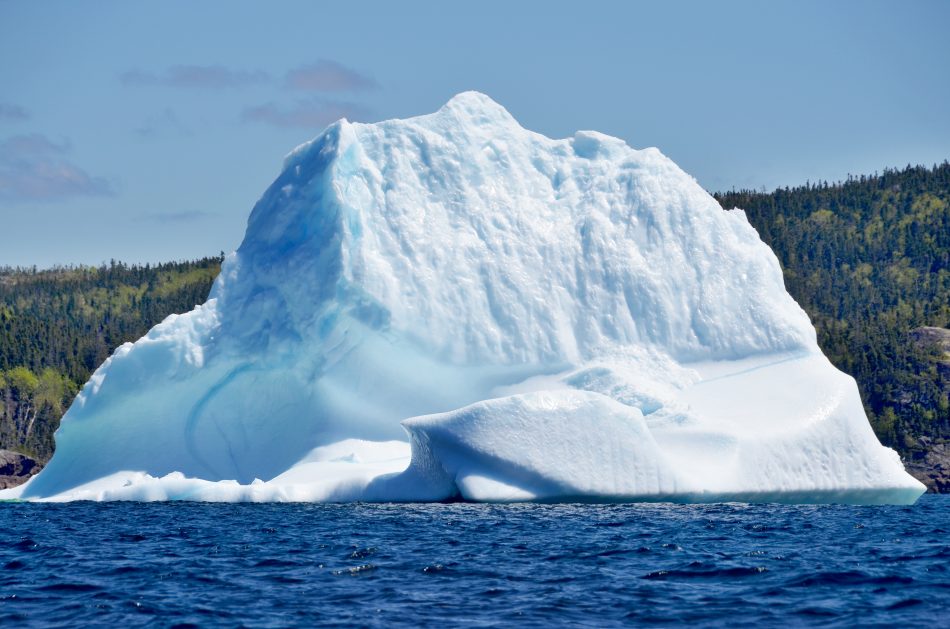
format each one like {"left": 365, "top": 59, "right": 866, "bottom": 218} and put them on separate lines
{"left": 3, "top": 92, "right": 924, "bottom": 504}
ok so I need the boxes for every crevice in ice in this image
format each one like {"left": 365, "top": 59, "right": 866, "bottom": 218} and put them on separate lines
{"left": 184, "top": 362, "right": 258, "bottom": 480}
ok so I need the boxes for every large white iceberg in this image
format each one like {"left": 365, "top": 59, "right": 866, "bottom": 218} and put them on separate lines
{"left": 3, "top": 92, "right": 924, "bottom": 503}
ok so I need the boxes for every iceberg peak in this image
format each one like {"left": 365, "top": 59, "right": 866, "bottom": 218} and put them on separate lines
{"left": 436, "top": 90, "right": 518, "bottom": 125}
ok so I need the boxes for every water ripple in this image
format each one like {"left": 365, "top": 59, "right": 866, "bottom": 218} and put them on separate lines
{"left": 0, "top": 497, "right": 947, "bottom": 626}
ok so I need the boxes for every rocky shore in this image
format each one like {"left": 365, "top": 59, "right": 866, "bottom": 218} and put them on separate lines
{"left": 0, "top": 450, "right": 42, "bottom": 490}
{"left": 905, "top": 440, "right": 950, "bottom": 494}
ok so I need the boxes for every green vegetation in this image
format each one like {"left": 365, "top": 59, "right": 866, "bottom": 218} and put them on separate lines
{"left": 0, "top": 256, "right": 222, "bottom": 460}
{"left": 715, "top": 162, "right": 950, "bottom": 458}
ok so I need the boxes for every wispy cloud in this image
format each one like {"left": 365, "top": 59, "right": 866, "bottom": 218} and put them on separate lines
{"left": 134, "top": 108, "right": 192, "bottom": 138}
{"left": 120, "top": 65, "right": 269, "bottom": 89}
{"left": 121, "top": 61, "right": 375, "bottom": 133}
{"left": 120, "top": 60, "right": 375, "bottom": 94}
{"left": 0, "top": 104, "right": 29, "bottom": 122}
{"left": 242, "top": 99, "right": 371, "bottom": 129}
{"left": 0, "top": 134, "right": 113, "bottom": 202}
{"left": 284, "top": 60, "right": 376, "bottom": 92}
{"left": 138, "top": 210, "right": 217, "bottom": 223}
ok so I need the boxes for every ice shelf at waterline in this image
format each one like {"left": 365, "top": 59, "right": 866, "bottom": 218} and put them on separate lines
{"left": 2, "top": 92, "right": 924, "bottom": 504}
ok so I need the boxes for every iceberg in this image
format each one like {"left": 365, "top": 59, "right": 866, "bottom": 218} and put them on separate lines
{"left": 3, "top": 92, "right": 924, "bottom": 504}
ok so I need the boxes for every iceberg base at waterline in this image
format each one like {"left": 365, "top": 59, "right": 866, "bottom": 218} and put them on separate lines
{"left": 1, "top": 92, "right": 924, "bottom": 504}
{"left": 4, "top": 352, "right": 923, "bottom": 504}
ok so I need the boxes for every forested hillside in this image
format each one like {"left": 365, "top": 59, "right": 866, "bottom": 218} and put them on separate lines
{"left": 0, "top": 257, "right": 221, "bottom": 461}
{"left": 715, "top": 162, "right": 950, "bottom": 472}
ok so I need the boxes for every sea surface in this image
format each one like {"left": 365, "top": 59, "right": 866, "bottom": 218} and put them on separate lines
{"left": 1, "top": 496, "right": 947, "bottom": 627}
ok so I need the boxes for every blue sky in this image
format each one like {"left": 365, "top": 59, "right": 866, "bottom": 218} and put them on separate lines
{"left": 1, "top": 0, "right": 948, "bottom": 267}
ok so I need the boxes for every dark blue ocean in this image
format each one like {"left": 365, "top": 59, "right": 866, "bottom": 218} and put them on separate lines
{"left": 1, "top": 497, "right": 948, "bottom": 627}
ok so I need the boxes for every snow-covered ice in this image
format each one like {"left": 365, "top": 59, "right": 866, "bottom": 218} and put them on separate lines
{"left": 2, "top": 92, "right": 924, "bottom": 504}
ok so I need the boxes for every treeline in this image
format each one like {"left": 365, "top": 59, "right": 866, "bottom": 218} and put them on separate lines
{"left": 0, "top": 256, "right": 222, "bottom": 459}
{"left": 715, "top": 162, "right": 950, "bottom": 457}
